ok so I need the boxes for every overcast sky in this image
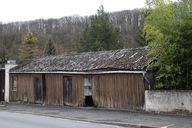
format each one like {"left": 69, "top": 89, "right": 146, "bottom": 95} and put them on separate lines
{"left": 0, "top": 0, "right": 146, "bottom": 23}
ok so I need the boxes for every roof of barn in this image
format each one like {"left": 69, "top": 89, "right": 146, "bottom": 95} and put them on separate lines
{"left": 11, "top": 47, "right": 148, "bottom": 73}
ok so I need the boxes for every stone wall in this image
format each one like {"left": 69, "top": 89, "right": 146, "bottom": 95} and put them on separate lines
{"left": 145, "top": 90, "right": 192, "bottom": 112}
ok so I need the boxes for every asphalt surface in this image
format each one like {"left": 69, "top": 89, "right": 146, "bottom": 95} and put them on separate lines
{"left": 0, "top": 104, "right": 192, "bottom": 128}
{"left": 0, "top": 111, "right": 123, "bottom": 128}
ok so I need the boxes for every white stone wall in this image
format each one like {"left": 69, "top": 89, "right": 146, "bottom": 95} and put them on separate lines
{"left": 145, "top": 90, "right": 192, "bottom": 112}
{"left": 5, "top": 63, "right": 17, "bottom": 103}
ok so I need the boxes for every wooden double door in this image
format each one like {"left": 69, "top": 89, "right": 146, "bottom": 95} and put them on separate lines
{"left": 34, "top": 75, "right": 73, "bottom": 105}
{"left": 34, "top": 75, "right": 45, "bottom": 103}
{"left": 63, "top": 76, "right": 72, "bottom": 105}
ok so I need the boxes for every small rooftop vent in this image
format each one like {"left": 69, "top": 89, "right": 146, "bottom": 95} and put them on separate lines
{"left": 7, "top": 60, "right": 16, "bottom": 64}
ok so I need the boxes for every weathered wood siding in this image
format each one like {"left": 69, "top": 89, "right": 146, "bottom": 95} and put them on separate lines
{"left": 0, "top": 70, "right": 5, "bottom": 101}
{"left": 10, "top": 73, "right": 144, "bottom": 109}
{"left": 72, "top": 75, "right": 84, "bottom": 106}
{"left": 92, "top": 74, "right": 145, "bottom": 109}
{"left": 45, "top": 74, "right": 84, "bottom": 106}
{"left": 9, "top": 73, "right": 84, "bottom": 106}
{"left": 10, "top": 74, "right": 35, "bottom": 102}
{"left": 45, "top": 74, "right": 63, "bottom": 105}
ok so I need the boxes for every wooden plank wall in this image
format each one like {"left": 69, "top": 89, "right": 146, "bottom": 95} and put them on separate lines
{"left": 9, "top": 73, "right": 144, "bottom": 110}
{"left": 45, "top": 74, "right": 63, "bottom": 105}
{"left": 10, "top": 74, "right": 35, "bottom": 102}
{"left": 9, "top": 73, "right": 85, "bottom": 106}
{"left": 0, "top": 70, "right": 5, "bottom": 101}
{"left": 92, "top": 74, "right": 145, "bottom": 110}
{"left": 72, "top": 75, "right": 84, "bottom": 106}
{"left": 45, "top": 74, "right": 84, "bottom": 106}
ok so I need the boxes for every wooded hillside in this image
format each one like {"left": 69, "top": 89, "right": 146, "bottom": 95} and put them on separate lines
{"left": 0, "top": 9, "right": 144, "bottom": 63}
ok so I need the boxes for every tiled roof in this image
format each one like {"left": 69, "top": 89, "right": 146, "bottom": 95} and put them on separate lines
{"left": 11, "top": 47, "right": 148, "bottom": 73}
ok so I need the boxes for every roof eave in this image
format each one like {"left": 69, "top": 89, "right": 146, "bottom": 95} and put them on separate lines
{"left": 10, "top": 70, "right": 146, "bottom": 74}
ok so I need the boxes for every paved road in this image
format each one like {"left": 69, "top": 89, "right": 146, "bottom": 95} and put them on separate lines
{"left": 1, "top": 104, "right": 192, "bottom": 128}
{"left": 0, "top": 111, "right": 123, "bottom": 128}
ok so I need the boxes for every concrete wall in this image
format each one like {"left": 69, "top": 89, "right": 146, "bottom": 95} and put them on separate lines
{"left": 5, "top": 60, "right": 17, "bottom": 102}
{"left": 145, "top": 90, "right": 192, "bottom": 112}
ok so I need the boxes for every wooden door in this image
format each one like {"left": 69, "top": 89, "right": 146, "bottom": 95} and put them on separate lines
{"left": 63, "top": 76, "right": 72, "bottom": 105}
{"left": 0, "top": 70, "right": 5, "bottom": 101}
{"left": 34, "top": 77, "right": 43, "bottom": 103}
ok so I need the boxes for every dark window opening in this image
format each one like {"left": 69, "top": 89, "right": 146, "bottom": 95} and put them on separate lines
{"left": 84, "top": 75, "right": 92, "bottom": 96}
{"left": 84, "top": 96, "right": 94, "bottom": 106}
{"left": 12, "top": 76, "right": 17, "bottom": 91}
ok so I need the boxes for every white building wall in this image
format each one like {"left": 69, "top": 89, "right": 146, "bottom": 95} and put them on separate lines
{"left": 5, "top": 60, "right": 17, "bottom": 103}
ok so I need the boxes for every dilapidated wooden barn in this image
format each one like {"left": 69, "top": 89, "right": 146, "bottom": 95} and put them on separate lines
{"left": 0, "top": 68, "right": 5, "bottom": 102}
{"left": 10, "top": 47, "right": 150, "bottom": 110}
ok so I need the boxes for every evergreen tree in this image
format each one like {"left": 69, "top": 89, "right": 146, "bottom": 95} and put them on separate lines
{"left": 143, "top": 0, "right": 192, "bottom": 89}
{"left": 19, "top": 32, "right": 38, "bottom": 63}
{"left": 0, "top": 41, "right": 7, "bottom": 66}
{"left": 44, "top": 39, "right": 56, "bottom": 56}
{"left": 78, "top": 5, "right": 123, "bottom": 52}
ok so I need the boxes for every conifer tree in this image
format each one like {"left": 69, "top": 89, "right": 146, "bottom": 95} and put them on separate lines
{"left": 0, "top": 42, "right": 7, "bottom": 66}
{"left": 19, "top": 32, "right": 38, "bottom": 63}
{"left": 78, "top": 5, "right": 123, "bottom": 52}
{"left": 44, "top": 39, "right": 56, "bottom": 56}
